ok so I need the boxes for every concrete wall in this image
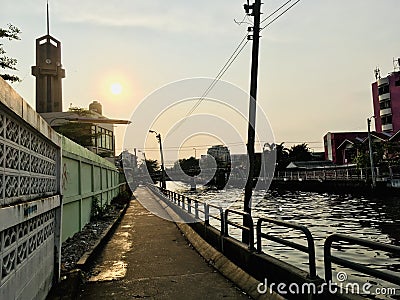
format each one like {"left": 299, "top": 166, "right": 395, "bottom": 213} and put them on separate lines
{"left": 0, "top": 76, "right": 124, "bottom": 299}
{"left": 61, "top": 136, "right": 121, "bottom": 242}
{"left": 0, "top": 77, "right": 62, "bottom": 300}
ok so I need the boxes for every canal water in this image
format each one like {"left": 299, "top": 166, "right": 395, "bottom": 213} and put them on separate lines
{"left": 166, "top": 181, "right": 400, "bottom": 298}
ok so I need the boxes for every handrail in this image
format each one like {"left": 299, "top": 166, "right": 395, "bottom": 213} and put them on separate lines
{"left": 160, "top": 187, "right": 224, "bottom": 233}
{"left": 257, "top": 217, "right": 317, "bottom": 279}
{"left": 324, "top": 233, "right": 400, "bottom": 285}
{"left": 206, "top": 203, "right": 224, "bottom": 234}
{"left": 224, "top": 209, "right": 254, "bottom": 250}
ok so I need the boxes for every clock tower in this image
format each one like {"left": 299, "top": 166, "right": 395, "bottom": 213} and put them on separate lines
{"left": 32, "top": 3, "right": 65, "bottom": 113}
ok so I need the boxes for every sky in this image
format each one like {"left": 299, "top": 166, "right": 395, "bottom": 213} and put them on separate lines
{"left": 1, "top": 0, "right": 400, "bottom": 164}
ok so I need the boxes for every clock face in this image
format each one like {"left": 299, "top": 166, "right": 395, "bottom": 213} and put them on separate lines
{"left": 45, "top": 58, "right": 52, "bottom": 64}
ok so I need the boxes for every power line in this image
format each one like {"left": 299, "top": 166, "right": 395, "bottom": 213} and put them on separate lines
{"left": 166, "top": 32, "right": 250, "bottom": 137}
{"left": 185, "top": 34, "right": 248, "bottom": 117}
{"left": 260, "top": 0, "right": 301, "bottom": 31}
{"left": 260, "top": 0, "right": 293, "bottom": 24}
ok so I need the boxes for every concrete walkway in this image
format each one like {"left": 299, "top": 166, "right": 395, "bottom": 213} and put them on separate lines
{"left": 78, "top": 186, "right": 250, "bottom": 299}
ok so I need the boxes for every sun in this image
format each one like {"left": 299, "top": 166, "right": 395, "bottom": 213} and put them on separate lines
{"left": 111, "top": 83, "right": 122, "bottom": 95}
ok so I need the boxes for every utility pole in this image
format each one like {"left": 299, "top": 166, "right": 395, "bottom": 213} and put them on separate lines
{"left": 243, "top": 0, "right": 262, "bottom": 244}
{"left": 367, "top": 117, "right": 376, "bottom": 189}
{"left": 149, "top": 130, "right": 166, "bottom": 190}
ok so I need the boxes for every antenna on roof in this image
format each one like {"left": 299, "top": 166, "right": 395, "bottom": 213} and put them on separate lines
{"left": 393, "top": 57, "right": 400, "bottom": 72}
{"left": 46, "top": 0, "right": 50, "bottom": 36}
{"left": 374, "top": 67, "right": 381, "bottom": 80}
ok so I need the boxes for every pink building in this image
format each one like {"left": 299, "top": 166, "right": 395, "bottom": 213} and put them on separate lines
{"left": 372, "top": 68, "right": 400, "bottom": 133}
{"left": 324, "top": 132, "right": 368, "bottom": 164}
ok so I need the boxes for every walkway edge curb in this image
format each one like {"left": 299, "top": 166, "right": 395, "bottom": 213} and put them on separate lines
{"left": 48, "top": 201, "right": 131, "bottom": 299}
{"left": 76, "top": 202, "right": 130, "bottom": 269}
{"left": 147, "top": 187, "right": 284, "bottom": 300}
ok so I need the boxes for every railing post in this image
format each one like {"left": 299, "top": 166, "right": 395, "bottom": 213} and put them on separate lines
{"left": 256, "top": 219, "right": 262, "bottom": 253}
{"left": 248, "top": 215, "right": 255, "bottom": 251}
{"left": 187, "top": 197, "right": 192, "bottom": 214}
{"left": 219, "top": 208, "right": 225, "bottom": 236}
{"left": 205, "top": 203, "right": 209, "bottom": 226}
{"left": 195, "top": 200, "right": 199, "bottom": 219}
{"left": 224, "top": 210, "right": 229, "bottom": 237}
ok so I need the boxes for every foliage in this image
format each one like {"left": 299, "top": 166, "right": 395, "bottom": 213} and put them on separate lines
{"left": 145, "top": 159, "right": 160, "bottom": 176}
{"left": 275, "top": 143, "right": 290, "bottom": 170}
{"left": 354, "top": 141, "right": 386, "bottom": 169}
{"left": 176, "top": 157, "right": 200, "bottom": 177}
{"left": 98, "top": 150, "right": 114, "bottom": 158}
{"left": 0, "top": 24, "right": 21, "bottom": 83}
{"left": 68, "top": 106, "right": 93, "bottom": 116}
{"left": 91, "top": 197, "right": 105, "bottom": 220}
{"left": 111, "top": 190, "right": 132, "bottom": 206}
{"left": 288, "top": 143, "right": 313, "bottom": 162}
{"left": 56, "top": 122, "right": 95, "bottom": 146}
{"left": 54, "top": 107, "right": 101, "bottom": 147}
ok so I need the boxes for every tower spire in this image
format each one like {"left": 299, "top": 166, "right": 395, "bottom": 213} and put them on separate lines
{"left": 46, "top": 1, "right": 50, "bottom": 36}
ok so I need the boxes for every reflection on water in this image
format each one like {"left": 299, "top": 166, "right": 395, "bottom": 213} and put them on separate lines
{"left": 166, "top": 181, "right": 400, "bottom": 298}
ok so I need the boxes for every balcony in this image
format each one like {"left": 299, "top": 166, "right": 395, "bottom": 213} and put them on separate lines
{"left": 379, "top": 92, "right": 390, "bottom": 102}
{"left": 380, "top": 108, "right": 392, "bottom": 116}
{"left": 382, "top": 123, "right": 393, "bottom": 132}
{"left": 377, "top": 77, "right": 389, "bottom": 86}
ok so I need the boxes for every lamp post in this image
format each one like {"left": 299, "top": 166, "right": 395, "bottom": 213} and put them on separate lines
{"left": 149, "top": 130, "right": 166, "bottom": 190}
{"left": 367, "top": 116, "right": 376, "bottom": 189}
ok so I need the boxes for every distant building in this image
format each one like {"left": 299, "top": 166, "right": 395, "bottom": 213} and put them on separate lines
{"left": 324, "top": 132, "right": 368, "bottom": 164}
{"left": 372, "top": 61, "right": 400, "bottom": 133}
{"left": 324, "top": 131, "right": 391, "bottom": 165}
{"left": 286, "top": 161, "right": 334, "bottom": 169}
{"left": 323, "top": 59, "right": 400, "bottom": 165}
{"left": 41, "top": 101, "right": 117, "bottom": 158}
{"left": 207, "top": 145, "right": 231, "bottom": 167}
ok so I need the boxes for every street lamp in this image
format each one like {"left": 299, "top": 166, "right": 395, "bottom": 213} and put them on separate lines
{"left": 367, "top": 116, "right": 376, "bottom": 189}
{"left": 149, "top": 130, "right": 166, "bottom": 190}
{"left": 193, "top": 147, "right": 197, "bottom": 159}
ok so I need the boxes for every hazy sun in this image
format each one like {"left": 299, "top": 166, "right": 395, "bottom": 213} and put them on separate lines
{"left": 111, "top": 83, "right": 122, "bottom": 95}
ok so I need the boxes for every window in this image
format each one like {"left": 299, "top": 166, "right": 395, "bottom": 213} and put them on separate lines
{"left": 395, "top": 79, "right": 400, "bottom": 86}
{"left": 380, "top": 100, "right": 391, "bottom": 110}
{"left": 381, "top": 114, "right": 392, "bottom": 125}
{"left": 378, "top": 84, "right": 389, "bottom": 95}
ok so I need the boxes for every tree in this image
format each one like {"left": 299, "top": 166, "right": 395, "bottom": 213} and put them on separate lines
{"left": 275, "top": 142, "right": 290, "bottom": 170}
{"left": 54, "top": 107, "right": 98, "bottom": 147}
{"left": 145, "top": 159, "right": 160, "bottom": 180}
{"left": 0, "top": 24, "right": 21, "bottom": 83}
{"left": 176, "top": 157, "right": 200, "bottom": 177}
{"left": 288, "top": 143, "right": 313, "bottom": 162}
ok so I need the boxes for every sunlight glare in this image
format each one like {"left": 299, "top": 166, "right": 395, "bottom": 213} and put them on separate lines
{"left": 111, "top": 83, "right": 122, "bottom": 95}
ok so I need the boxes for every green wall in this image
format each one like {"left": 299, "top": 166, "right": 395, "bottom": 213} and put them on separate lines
{"left": 61, "top": 136, "right": 123, "bottom": 242}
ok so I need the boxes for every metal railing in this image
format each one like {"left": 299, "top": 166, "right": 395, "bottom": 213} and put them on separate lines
{"left": 256, "top": 217, "right": 317, "bottom": 279}
{"left": 158, "top": 187, "right": 400, "bottom": 288}
{"left": 275, "top": 166, "right": 400, "bottom": 182}
{"left": 224, "top": 209, "right": 254, "bottom": 250}
{"left": 162, "top": 189, "right": 224, "bottom": 233}
{"left": 324, "top": 233, "right": 400, "bottom": 286}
